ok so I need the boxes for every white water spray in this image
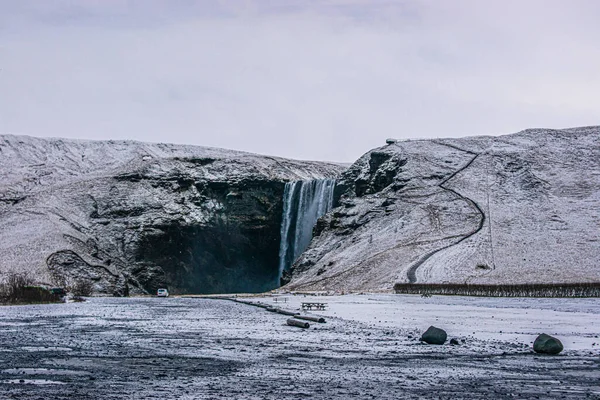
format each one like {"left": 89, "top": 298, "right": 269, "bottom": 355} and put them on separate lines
{"left": 278, "top": 179, "right": 336, "bottom": 279}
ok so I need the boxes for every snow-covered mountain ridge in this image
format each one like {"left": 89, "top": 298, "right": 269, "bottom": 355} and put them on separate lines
{"left": 2, "top": 127, "right": 599, "bottom": 295}
{"left": 0, "top": 134, "right": 343, "bottom": 294}
{"left": 285, "top": 126, "right": 600, "bottom": 291}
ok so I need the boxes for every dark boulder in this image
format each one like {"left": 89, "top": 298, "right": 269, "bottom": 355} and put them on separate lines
{"left": 533, "top": 334, "right": 563, "bottom": 354}
{"left": 420, "top": 326, "right": 447, "bottom": 345}
{"left": 449, "top": 338, "right": 460, "bottom": 345}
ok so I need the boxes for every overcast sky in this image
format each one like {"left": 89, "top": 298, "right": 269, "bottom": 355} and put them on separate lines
{"left": 1, "top": 0, "right": 599, "bottom": 162}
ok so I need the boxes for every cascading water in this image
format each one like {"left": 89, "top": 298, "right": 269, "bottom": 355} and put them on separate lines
{"left": 278, "top": 179, "right": 336, "bottom": 279}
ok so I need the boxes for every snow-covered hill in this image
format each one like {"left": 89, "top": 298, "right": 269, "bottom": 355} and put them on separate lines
{"left": 2, "top": 128, "right": 599, "bottom": 295}
{"left": 285, "top": 126, "right": 600, "bottom": 291}
{"left": 0, "top": 135, "right": 343, "bottom": 294}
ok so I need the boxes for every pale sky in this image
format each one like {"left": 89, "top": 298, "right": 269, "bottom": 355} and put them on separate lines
{"left": 1, "top": 0, "right": 599, "bottom": 162}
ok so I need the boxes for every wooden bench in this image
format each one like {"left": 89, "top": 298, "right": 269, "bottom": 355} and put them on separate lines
{"left": 301, "top": 302, "right": 327, "bottom": 311}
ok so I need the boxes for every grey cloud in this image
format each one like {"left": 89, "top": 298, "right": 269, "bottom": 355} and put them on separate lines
{"left": 0, "top": 0, "right": 598, "bottom": 162}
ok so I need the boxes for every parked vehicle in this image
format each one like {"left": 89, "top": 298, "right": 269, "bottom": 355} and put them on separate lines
{"left": 156, "top": 288, "right": 169, "bottom": 297}
{"left": 49, "top": 287, "right": 67, "bottom": 297}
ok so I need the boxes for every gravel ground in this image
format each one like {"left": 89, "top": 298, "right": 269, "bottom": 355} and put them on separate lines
{"left": 0, "top": 296, "right": 599, "bottom": 399}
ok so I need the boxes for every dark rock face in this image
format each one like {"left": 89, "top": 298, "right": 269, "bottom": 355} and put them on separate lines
{"left": 335, "top": 149, "right": 408, "bottom": 199}
{"left": 0, "top": 135, "right": 343, "bottom": 295}
{"left": 420, "top": 326, "right": 447, "bottom": 345}
{"left": 132, "top": 181, "right": 285, "bottom": 294}
{"left": 88, "top": 176, "right": 291, "bottom": 295}
{"left": 533, "top": 334, "right": 564, "bottom": 355}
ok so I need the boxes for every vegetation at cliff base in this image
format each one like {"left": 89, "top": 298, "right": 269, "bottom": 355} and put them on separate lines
{"left": 0, "top": 272, "right": 64, "bottom": 305}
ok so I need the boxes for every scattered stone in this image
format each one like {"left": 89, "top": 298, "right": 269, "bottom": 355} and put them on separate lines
{"left": 287, "top": 318, "right": 310, "bottom": 329}
{"left": 450, "top": 338, "right": 460, "bottom": 345}
{"left": 533, "top": 334, "right": 564, "bottom": 355}
{"left": 420, "top": 326, "right": 447, "bottom": 345}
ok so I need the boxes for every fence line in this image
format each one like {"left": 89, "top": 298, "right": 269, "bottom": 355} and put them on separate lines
{"left": 393, "top": 282, "right": 600, "bottom": 297}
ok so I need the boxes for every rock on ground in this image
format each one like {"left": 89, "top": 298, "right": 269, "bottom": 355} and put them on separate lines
{"left": 420, "top": 326, "right": 448, "bottom": 345}
{"left": 534, "top": 333, "right": 564, "bottom": 355}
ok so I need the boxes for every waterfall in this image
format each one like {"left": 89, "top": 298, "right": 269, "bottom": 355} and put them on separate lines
{"left": 278, "top": 179, "right": 336, "bottom": 279}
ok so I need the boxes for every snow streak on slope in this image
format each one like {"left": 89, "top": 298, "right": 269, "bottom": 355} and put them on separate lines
{"left": 278, "top": 179, "right": 335, "bottom": 278}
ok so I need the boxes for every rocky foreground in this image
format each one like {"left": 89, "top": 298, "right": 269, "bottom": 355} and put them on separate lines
{"left": 286, "top": 126, "right": 600, "bottom": 291}
{"left": 0, "top": 295, "right": 598, "bottom": 399}
{"left": 0, "top": 135, "right": 343, "bottom": 295}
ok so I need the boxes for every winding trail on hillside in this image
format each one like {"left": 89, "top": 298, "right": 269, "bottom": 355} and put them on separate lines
{"left": 406, "top": 142, "right": 486, "bottom": 283}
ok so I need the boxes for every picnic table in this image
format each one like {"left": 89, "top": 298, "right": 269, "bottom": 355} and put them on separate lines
{"left": 301, "top": 302, "right": 327, "bottom": 311}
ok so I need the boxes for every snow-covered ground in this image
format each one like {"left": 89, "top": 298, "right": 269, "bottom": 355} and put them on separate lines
{"left": 0, "top": 295, "right": 598, "bottom": 399}
{"left": 250, "top": 293, "right": 600, "bottom": 352}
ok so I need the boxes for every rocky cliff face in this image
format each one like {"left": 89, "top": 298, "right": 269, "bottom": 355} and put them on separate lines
{"left": 285, "top": 126, "right": 600, "bottom": 292}
{"left": 0, "top": 135, "right": 343, "bottom": 295}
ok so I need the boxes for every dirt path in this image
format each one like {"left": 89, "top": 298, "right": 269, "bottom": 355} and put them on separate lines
{"left": 406, "top": 142, "right": 485, "bottom": 283}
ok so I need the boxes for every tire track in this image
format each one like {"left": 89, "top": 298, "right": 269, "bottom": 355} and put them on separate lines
{"left": 406, "top": 142, "right": 485, "bottom": 283}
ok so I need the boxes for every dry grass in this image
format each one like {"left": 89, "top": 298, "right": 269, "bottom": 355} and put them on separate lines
{"left": 69, "top": 279, "right": 94, "bottom": 297}
{"left": 0, "top": 272, "right": 63, "bottom": 304}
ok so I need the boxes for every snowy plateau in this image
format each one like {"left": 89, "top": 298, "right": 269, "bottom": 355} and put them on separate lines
{"left": 1, "top": 126, "right": 599, "bottom": 294}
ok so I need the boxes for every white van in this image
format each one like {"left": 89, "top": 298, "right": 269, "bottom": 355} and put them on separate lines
{"left": 156, "top": 288, "right": 169, "bottom": 297}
